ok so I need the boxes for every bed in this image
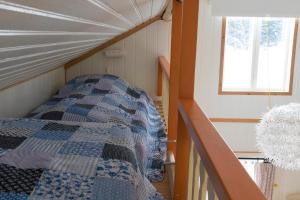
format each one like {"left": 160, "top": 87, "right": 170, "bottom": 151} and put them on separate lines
{"left": 28, "top": 74, "right": 167, "bottom": 182}
{"left": 0, "top": 118, "right": 163, "bottom": 200}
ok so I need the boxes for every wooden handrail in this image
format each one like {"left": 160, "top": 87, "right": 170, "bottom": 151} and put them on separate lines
{"left": 177, "top": 99, "right": 266, "bottom": 200}
{"left": 159, "top": 56, "right": 170, "bottom": 79}
{"left": 157, "top": 56, "right": 170, "bottom": 96}
{"left": 209, "top": 118, "right": 261, "bottom": 123}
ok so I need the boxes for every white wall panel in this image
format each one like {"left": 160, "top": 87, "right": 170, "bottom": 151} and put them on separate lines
{"left": 195, "top": 0, "right": 300, "bottom": 198}
{"left": 66, "top": 20, "right": 172, "bottom": 97}
{"left": 0, "top": 67, "right": 64, "bottom": 117}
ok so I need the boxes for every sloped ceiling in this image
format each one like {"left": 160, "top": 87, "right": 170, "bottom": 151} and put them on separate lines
{"left": 0, "top": 0, "right": 167, "bottom": 89}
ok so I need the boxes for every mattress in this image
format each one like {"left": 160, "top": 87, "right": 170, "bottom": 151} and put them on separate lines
{"left": 0, "top": 118, "right": 163, "bottom": 200}
{"left": 29, "top": 74, "right": 167, "bottom": 182}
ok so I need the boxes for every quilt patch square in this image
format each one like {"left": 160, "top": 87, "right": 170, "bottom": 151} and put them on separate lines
{"left": 101, "top": 144, "right": 137, "bottom": 171}
{"left": 58, "top": 141, "right": 104, "bottom": 157}
{"left": 0, "top": 135, "right": 26, "bottom": 149}
{"left": 0, "top": 192, "right": 28, "bottom": 200}
{"left": 119, "top": 104, "right": 136, "bottom": 115}
{"left": 80, "top": 96, "right": 104, "bottom": 105}
{"left": 0, "top": 163, "right": 43, "bottom": 195}
{"left": 40, "top": 111, "right": 64, "bottom": 120}
{"left": 66, "top": 105, "right": 92, "bottom": 116}
{"left": 131, "top": 120, "right": 147, "bottom": 133}
{"left": 17, "top": 138, "right": 64, "bottom": 154}
{"left": 62, "top": 113, "right": 88, "bottom": 122}
{"left": 96, "top": 159, "right": 136, "bottom": 184}
{"left": 92, "top": 88, "right": 109, "bottom": 95}
{"left": 0, "top": 127, "right": 34, "bottom": 138}
{"left": 105, "top": 128, "right": 135, "bottom": 149}
{"left": 76, "top": 104, "right": 94, "bottom": 110}
{"left": 33, "top": 130, "right": 72, "bottom": 141}
{"left": 69, "top": 131, "right": 108, "bottom": 143}
{"left": 126, "top": 88, "right": 140, "bottom": 99}
{"left": 92, "top": 177, "right": 136, "bottom": 200}
{"left": 42, "top": 122, "right": 79, "bottom": 132}
{"left": 84, "top": 78, "right": 99, "bottom": 84}
{"left": 50, "top": 155, "right": 98, "bottom": 177}
{"left": 32, "top": 170, "right": 94, "bottom": 199}
{"left": 68, "top": 94, "right": 85, "bottom": 99}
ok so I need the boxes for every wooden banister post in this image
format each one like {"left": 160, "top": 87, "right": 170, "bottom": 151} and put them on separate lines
{"left": 172, "top": 0, "right": 199, "bottom": 199}
{"left": 168, "top": 0, "right": 184, "bottom": 155}
{"left": 173, "top": 114, "right": 191, "bottom": 200}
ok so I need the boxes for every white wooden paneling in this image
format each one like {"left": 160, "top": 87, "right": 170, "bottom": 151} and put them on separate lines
{"left": 195, "top": 0, "right": 300, "bottom": 198}
{"left": 0, "top": 67, "right": 64, "bottom": 117}
{"left": 0, "top": 0, "right": 167, "bottom": 90}
{"left": 66, "top": 20, "right": 172, "bottom": 97}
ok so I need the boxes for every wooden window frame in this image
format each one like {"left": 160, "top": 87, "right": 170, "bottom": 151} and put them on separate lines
{"left": 218, "top": 17, "right": 298, "bottom": 96}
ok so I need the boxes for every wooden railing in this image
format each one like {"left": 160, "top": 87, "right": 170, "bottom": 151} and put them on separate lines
{"left": 157, "top": 56, "right": 266, "bottom": 200}
{"left": 177, "top": 100, "right": 266, "bottom": 200}
{"left": 157, "top": 56, "right": 170, "bottom": 126}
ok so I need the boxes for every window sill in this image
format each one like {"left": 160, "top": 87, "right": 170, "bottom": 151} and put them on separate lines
{"left": 218, "top": 91, "right": 292, "bottom": 96}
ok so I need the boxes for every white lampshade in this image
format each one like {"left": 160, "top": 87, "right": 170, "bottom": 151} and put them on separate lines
{"left": 256, "top": 103, "right": 300, "bottom": 170}
{"left": 211, "top": 0, "right": 300, "bottom": 17}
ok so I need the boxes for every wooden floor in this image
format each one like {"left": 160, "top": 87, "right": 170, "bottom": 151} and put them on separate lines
{"left": 153, "top": 172, "right": 171, "bottom": 200}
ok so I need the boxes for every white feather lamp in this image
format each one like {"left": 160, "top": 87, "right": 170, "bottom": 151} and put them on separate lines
{"left": 256, "top": 103, "right": 300, "bottom": 170}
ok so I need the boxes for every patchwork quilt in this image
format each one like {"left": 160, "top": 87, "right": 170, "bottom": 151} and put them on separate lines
{"left": 0, "top": 118, "right": 163, "bottom": 200}
{"left": 29, "top": 74, "right": 167, "bottom": 182}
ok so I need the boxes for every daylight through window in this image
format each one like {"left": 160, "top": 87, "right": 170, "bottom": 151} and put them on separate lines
{"left": 220, "top": 17, "right": 297, "bottom": 94}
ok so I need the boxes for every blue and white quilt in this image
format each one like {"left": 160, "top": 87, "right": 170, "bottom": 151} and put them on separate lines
{"left": 28, "top": 74, "right": 167, "bottom": 182}
{"left": 0, "top": 118, "right": 163, "bottom": 200}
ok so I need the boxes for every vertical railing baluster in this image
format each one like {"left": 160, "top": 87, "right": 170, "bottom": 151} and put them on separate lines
{"left": 193, "top": 147, "right": 200, "bottom": 200}
{"left": 207, "top": 179, "right": 219, "bottom": 200}
{"left": 198, "top": 160, "right": 208, "bottom": 200}
{"left": 187, "top": 141, "right": 195, "bottom": 200}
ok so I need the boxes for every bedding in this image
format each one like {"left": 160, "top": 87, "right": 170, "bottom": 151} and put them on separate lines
{"left": 28, "top": 74, "right": 167, "bottom": 182}
{"left": 0, "top": 118, "right": 163, "bottom": 200}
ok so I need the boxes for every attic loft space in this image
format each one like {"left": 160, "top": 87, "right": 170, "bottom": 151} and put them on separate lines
{"left": 0, "top": 0, "right": 300, "bottom": 200}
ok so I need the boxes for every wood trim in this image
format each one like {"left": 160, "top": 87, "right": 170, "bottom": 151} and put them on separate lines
{"left": 218, "top": 17, "right": 226, "bottom": 95}
{"left": 288, "top": 19, "right": 298, "bottom": 95}
{"left": 0, "top": 66, "right": 63, "bottom": 92}
{"left": 178, "top": 99, "right": 266, "bottom": 200}
{"left": 218, "top": 17, "right": 298, "bottom": 96}
{"left": 157, "top": 56, "right": 170, "bottom": 96}
{"left": 173, "top": 0, "right": 199, "bottom": 199}
{"left": 64, "top": 15, "right": 161, "bottom": 69}
{"left": 210, "top": 118, "right": 260, "bottom": 123}
{"left": 174, "top": 113, "right": 191, "bottom": 200}
{"left": 219, "top": 91, "right": 293, "bottom": 96}
{"left": 178, "top": 0, "right": 198, "bottom": 99}
{"left": 168, "top": 0, "right": 183, "bottom": 154}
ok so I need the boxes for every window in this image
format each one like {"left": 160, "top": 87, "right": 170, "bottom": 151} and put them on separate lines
{"left": 219, "top": 17, "right": 297, "bottom": 95}
{"left": 239, "top": 158, "right": 263, "bottom": 181}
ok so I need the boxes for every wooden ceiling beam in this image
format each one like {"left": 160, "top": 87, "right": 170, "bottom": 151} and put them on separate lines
{"left": 64, "top": 15, "right": 162, "bottom": 69}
